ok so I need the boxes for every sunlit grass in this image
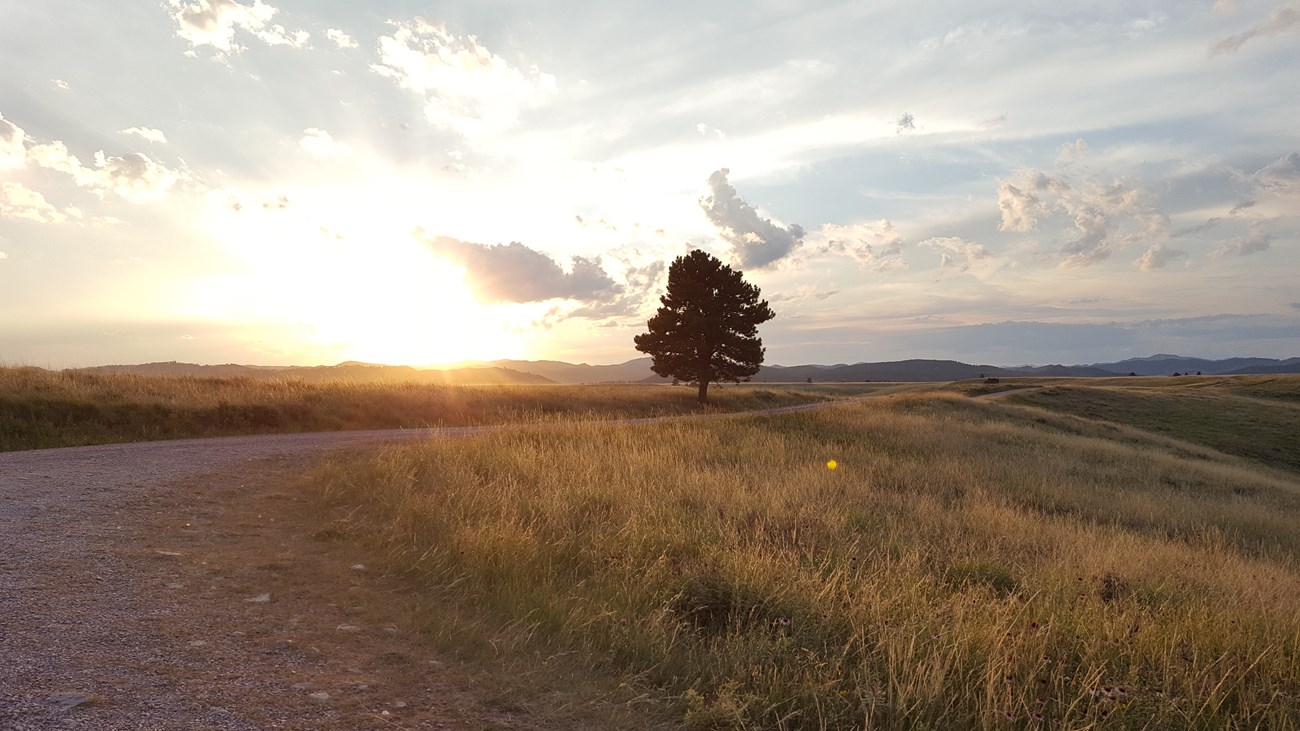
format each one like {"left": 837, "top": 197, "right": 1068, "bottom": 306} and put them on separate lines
{"left": 0, "top": 365, "right": 900, "bottom": 451}
{"left": 309, "top": 389, "right": 1300, "bottom": 729}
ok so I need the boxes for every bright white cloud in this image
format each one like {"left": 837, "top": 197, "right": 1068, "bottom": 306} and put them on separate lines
{"left": 168, "top": 0, "right": 307, "bottom": 55}
{"left": 94, "top": 151, "right": 178, "bottom": 202}
{"left": 299, "top": 128, "right": 346, "bottom": 158}
{"left": 371, "top": 19, "right": 557, "bottom": 138}
{"left": 51, "top": 79, "right": 70, "bottom": 91}
{"left": 815, "top": 221, "right": 905, "bottom": 272}
{"left": 1135, "top": 242, "right": 1188, "bottom": 271}
{"left": 0, "top": 113, "right": 26, "bottom": 169}
{"left": 921, "top": 236, "right": 1003, "bottom": 277}
{"left": 119, "top": 127, "right": 168, "bottom": 144}
{"left": 326, "top": 28, "right": 357, "bottom": 49}
{"left": 0, "top": 182, "right": 70, "bottom": 224}
{"left": 700, "top": 168, "right": 805, "bottom": 269}
{"left": 25, "top": 137, "right": 179, "bottom": 202}
{"left": 996, "top": 144, "right": 1170, "bottom": 268}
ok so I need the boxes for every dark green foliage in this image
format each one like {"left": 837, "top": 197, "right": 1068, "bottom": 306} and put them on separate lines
{"left": 634, "top": 250, "right": 775, "bottom": 403}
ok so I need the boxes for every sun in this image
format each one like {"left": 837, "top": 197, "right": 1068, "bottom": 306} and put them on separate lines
{"left": 191, "top": 202, "right": 526, "bottom": 365}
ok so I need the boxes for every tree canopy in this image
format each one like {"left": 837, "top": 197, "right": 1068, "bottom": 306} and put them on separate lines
{"left": 634, "top": 249, "right": 775, "bottom": 403}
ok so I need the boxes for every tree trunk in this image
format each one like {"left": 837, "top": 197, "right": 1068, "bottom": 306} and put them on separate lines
{"left": 697, "top": 380, "right": 709, "bottom": 404}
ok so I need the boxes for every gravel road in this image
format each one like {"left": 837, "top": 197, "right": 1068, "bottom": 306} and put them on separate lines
{"left": 1, "top": 398, "right": 897, "bottom": 730}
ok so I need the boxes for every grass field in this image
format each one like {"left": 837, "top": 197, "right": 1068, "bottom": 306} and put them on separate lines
{"left": 309, "top": 376, "right": 1300, "bottom": 730}
{"left": 0, "top": 365, "right": 898, "bottom": 452}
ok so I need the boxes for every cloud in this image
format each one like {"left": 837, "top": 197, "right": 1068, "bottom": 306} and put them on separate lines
{"left": 700, "top": 168, "right": 805, "bottom": 269}
{"left": 93, "top": 151, "right": 178, "bottom": 202}
{"left": 997, "top": 152, "right": 1170, "bottom": 268}
{"left": 51, "top": 79, "right": 70, "bottom": 91}
{"left": 896, "top": 112, "right": 915, "bottom": 133}
{"left": 1135, "top": 242, "right": 1188, "bottom": 271}
{"left": 299, "top": 128, "right": 346, "bottom": 158}
{"left": 815, "top": 220, "right": 905, "bottom": 272}
{"left": 119, "top": 127, "right": 167, "bottom": 144}
{"left": 168, "top": 0, "right": 308, "bottom": 55}
{"left": 371, "top": 19, "right": 557, "bottom": 138}
{"left": 921, "top": 236, "right": 1003, "bottom": 276}
{"left": 325, "top": 29, "right": 357, "bottom": 49}
{"left": 25, "top": 139, "right": 179, "bottom": 202}
{"left": 0, "top": 113, "right": 26, "bottom": 169}
{"left": 1291, "top": 302, "right": 1300, "bottom": 311}
{"left": 417, "top": 231, "right": 620, "bottom": 304}
{"left": 0, "top": 251, "right": 7, "bottom": 260}
{"left": 1213, "top": 220, "right": 1273, "bottom": 257}
{"left": 568, "top": 259, "right": 665, "bottom": 319}
{"left": 0, "top": 182, "right": 71, "bottom": 224}
{"left": 1252, "top": 152, "right": 1300, "bottom": 199}
{"left": 1211, "top": 2, "right": 1299, "bottom": 54}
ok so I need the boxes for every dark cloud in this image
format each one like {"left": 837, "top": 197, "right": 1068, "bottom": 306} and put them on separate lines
{"left": 1228, "top": 200, "right": 1256, "bottom": 215}
{"left": 1211, "top": 3, "right": 1299, "bottom": 54}
{"left": 1290, "top": 303, "right": 1300, "bottom": 311}
{"left": 896, "top": 112, "right": 915, "bottom": 133}
{"left": 568, "top": 260, "right": 664, "bottom": 319}
{"left": 700, "top": 168, "right": 805, "bottom": 269}
{"left": 417, "top": 231, "right": 621, "bottom": 304}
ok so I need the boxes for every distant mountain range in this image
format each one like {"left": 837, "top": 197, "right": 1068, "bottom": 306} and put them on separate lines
{"left": 75, "top": 361, "right": 553, "bottom": 385}
{"left": 69, "top": 354, "right": 1300, "bottom": 384}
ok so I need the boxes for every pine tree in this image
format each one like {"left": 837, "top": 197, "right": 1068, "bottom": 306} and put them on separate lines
{"left": 634, "top": 249, "right": 775, "bottom": 403}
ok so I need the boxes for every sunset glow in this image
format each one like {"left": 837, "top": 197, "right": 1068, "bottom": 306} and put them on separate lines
{"left": 1, "top": 2, "right": 1297, "bottom": 367}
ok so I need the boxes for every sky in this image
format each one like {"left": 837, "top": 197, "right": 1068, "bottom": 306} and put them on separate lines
{"left": 1, "top": 0, "right": 1298, "bottom": 368}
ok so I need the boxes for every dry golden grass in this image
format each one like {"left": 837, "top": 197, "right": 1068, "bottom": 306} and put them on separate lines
{"left": 310, "top": 389, "right": 1300, "bottom": 730}
{"left": 0, "top": 365, "right": 897, "bottom": 451}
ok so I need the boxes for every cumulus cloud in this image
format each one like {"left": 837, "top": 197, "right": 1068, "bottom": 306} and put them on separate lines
{"left": 1252, "top": 152, "right": 1300, "bottom": 198}
{"left": 93, "top": 152, "right": 178, "bottom": 202}
{"left": 1211, "top": 2, "right": 1299, "bottom": 54}
{"left": 325, "top": 29, "right": 357, "bottom": 49}
{"left": 0, "top": 113, "right": 26, "bottom": 169}
{"left": 168, "top": 0, "right": 308, "bottom": 56}
{"left": 1214, "top": 220, "right": 1274, "bottom": 257}
{"left": 371, "top": 19, "right": 557, "bottom": 138}
{"left": 119, "top": 127, "right": 167, "bottom": 144}
{"left": 815, "top": 220, "right": 905, "bottom": 272}
{"left": 568, "top": 259, "right": 665, "bottom": 319}
{"left": 1135, "top": 242, "right": 1188, "bottom": 271}
{"left": 921, "top": 236, "right": 1003, "bottom": 276}
{"left": 417, "top": 231, "right": 620, "bottom": 303}
{"left": 997, "top": 154, "right": 1170, "bottom": 268}
{"left": 299, "top": 128, "right": 346, "bottom": 158}
{"left": 0, "top": 182, "right": 72, "bottom": 224}
{"left": 701, "top": 168, "right": 805, "bottom": 269}
{"left": 23, "top": 137, "right": 179, "bottom": 202}
{"left": 896, "top": 112, "right": 915, "bottom": 133}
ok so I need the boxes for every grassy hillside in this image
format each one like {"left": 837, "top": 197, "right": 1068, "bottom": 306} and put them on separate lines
{"left": 0, "top": 366, "right": 893, "bottom": 452}
{"left": 1001, "top": 376, "right": 1300, "bottom": 475}
{"left": 309, "top": 383, "right": 1300, "bottom": 729}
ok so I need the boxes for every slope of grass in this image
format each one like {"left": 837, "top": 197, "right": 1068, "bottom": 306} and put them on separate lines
{"left": 309, "top": 390, "right": 1300, "bottom": 730}
{"left": 1005, "top": 381, "right": 1300, "bottom": 475}
{"left": 0, "top": 365, "right": 896, "bottom": 452}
